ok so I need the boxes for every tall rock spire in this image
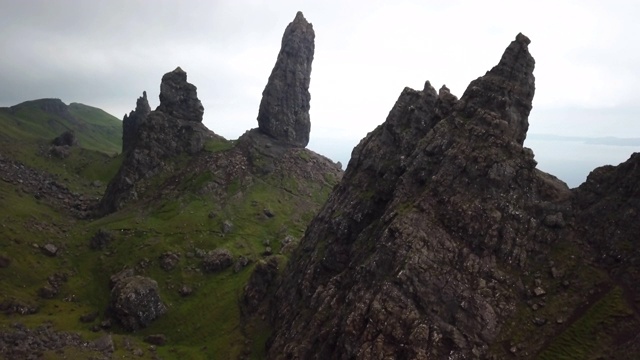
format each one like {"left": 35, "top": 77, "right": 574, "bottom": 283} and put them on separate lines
{"left": 257, "top": 11, "right": 314, "bottom": 148}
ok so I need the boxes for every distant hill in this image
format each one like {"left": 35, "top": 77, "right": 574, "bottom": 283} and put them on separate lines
{"left": 0, "top": 98, "right": 122, "bottom": 155}
{"left": 528, "top": 133, "right": 640, "bottom": 146}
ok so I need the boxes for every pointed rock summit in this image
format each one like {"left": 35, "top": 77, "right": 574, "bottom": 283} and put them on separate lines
{"left": 157, "top": 67, "right": 204, "bottom": 122}
{"left": 457, "top": 33, "right": 535, "bottom": 145}
{"left": 257, "top": 11, "right": 314, "bottom": 148}
{"left": 122, "top": 91, "right": 151, "bottom": 153}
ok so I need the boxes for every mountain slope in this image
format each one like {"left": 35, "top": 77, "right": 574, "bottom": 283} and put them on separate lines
{"left": 267, "top": 34, "right": 640, "bottom": 359}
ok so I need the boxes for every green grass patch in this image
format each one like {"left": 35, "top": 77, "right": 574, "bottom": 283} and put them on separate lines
{"left": 538, "top": 286, "right": 634, "bottom": 359}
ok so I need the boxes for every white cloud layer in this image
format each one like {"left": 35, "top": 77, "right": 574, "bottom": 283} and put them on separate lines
{"left": 1, "top": 0, "right": 639, "bottom": 185}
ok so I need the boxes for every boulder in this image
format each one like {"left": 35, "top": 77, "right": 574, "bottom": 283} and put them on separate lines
{"left": 109, "top": 275, "right": 167, "bottom": 331}
{"left": 52, "top": 130, "right": 77, "bottom": 147}
{"left": 202, "top": 248, "right": 233, "bottom": 273}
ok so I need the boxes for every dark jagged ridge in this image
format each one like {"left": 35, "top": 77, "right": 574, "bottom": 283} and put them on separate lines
{"left": 257, "top": 11, "right": 314, "bottom": 148}
{"left": 122, "top": 91, "right": 150, "bottom": 153}
{"left": 267, "top": 33, "right": 640, "bottom": 359}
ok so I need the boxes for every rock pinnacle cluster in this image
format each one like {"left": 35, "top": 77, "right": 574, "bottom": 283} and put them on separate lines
{"left": 99, "top": 67, "right": 212, "bottom": 214}
{"left": 257, "top": 11, "right": 315, "bottom": 148}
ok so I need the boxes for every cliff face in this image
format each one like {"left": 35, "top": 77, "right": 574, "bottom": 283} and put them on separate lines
{"left": 267, "top": 34, "right": 640, "bottom": 359}
{"left": 257, "top": 11, "right": 314, "bottom": 148}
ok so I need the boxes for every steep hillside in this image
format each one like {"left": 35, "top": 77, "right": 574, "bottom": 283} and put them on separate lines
{"left": 267, "top": 34, "right": 640, "bottom": 359}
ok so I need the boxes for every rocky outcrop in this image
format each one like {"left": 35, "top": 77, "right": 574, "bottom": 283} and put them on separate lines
{"left": 122, "top": 91, "right": 151, "bottom": 153}
{"left": 99, "top": 67, "right": 216, "bottom": 214}
{"left": 201, "top": 248, "right": 234, "bottom": 273}
{"left": 109, "top": 274, "right": 167, "bottom": 331}
{"left": 257, "top": 11, "right": 314, "bottom": 148}
{"left": 157, "top": 67, "right": 204, "bottom": 122}
{"left": 52, "top": 130, "right": 77, "bottom": 147}
{"left": 266, "top": 34, "right": 576, "bottom": 359}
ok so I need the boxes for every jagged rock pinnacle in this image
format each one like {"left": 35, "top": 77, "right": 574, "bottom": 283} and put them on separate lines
{"left": 122, "top": 91, "right": 151, "bottom": 153}
{"left": 157, "top": 67, "right": 204, "bottom": 122}
{"left": 458, "top": 33, "right": 535, "bottom": 145}
{"left": 99, "top": 67, "right": 212, "bottom": 214}
{"left": 257, "top": 11, "right": 314, "bottom": 148}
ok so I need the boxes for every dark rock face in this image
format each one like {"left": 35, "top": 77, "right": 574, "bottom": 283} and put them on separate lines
{"left": 257, "top": 11, "right": 314, "bottom": 148}
{"left": 241, "top": 256, "right": 279, "bottom": 315}
{"left": 99, "top": 67, "right": 215, "bottom": 214}
{"left": 574, "top": 153, "right": 640, "bottom": 311}
{"left": 109, "top": 275, "right": 167, "bottom": 331}
{"left": 122, "top": 91, "right": 151, "bottom": 153}
{"left": 267, "top": 34, "right": 576, "bottom": 359}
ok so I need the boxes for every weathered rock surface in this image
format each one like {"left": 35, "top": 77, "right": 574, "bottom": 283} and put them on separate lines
{"left": 157, "top": 67, "right": 204, "bottom": 122}
{"left": 109, "top": 274, "right": 167, "bottom": 331}
{"left": 268, "top": 34, "right": 640, "bottom": 359}
{"left": 257, "top": 11, "right": 314, "bottom": 148}
{"left": 122, "top": 91, "right": 151, "bottom": 153}
{"left": 99, "top": 67, "right": 218, "bottom": 214}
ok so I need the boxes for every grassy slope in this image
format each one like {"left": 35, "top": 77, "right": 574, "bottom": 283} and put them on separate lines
{"left": 0, "top": 109, "right": 337, "bottom": 359}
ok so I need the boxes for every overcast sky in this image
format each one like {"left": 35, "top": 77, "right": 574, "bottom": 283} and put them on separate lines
{"left": 1, "top": 0, "right": 639, "bottom": 186}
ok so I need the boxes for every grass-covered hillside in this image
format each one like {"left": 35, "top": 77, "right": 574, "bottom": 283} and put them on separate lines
{"left": 0, "top": 100, "right": 341, "bottom": 359}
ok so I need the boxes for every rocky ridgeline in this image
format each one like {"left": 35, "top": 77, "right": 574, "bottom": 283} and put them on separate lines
{"left": 267, "top": 34, "right": 640, "bottom": 359}
{"left": 257, "top": 11, "right": 314, "bottom": 148}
